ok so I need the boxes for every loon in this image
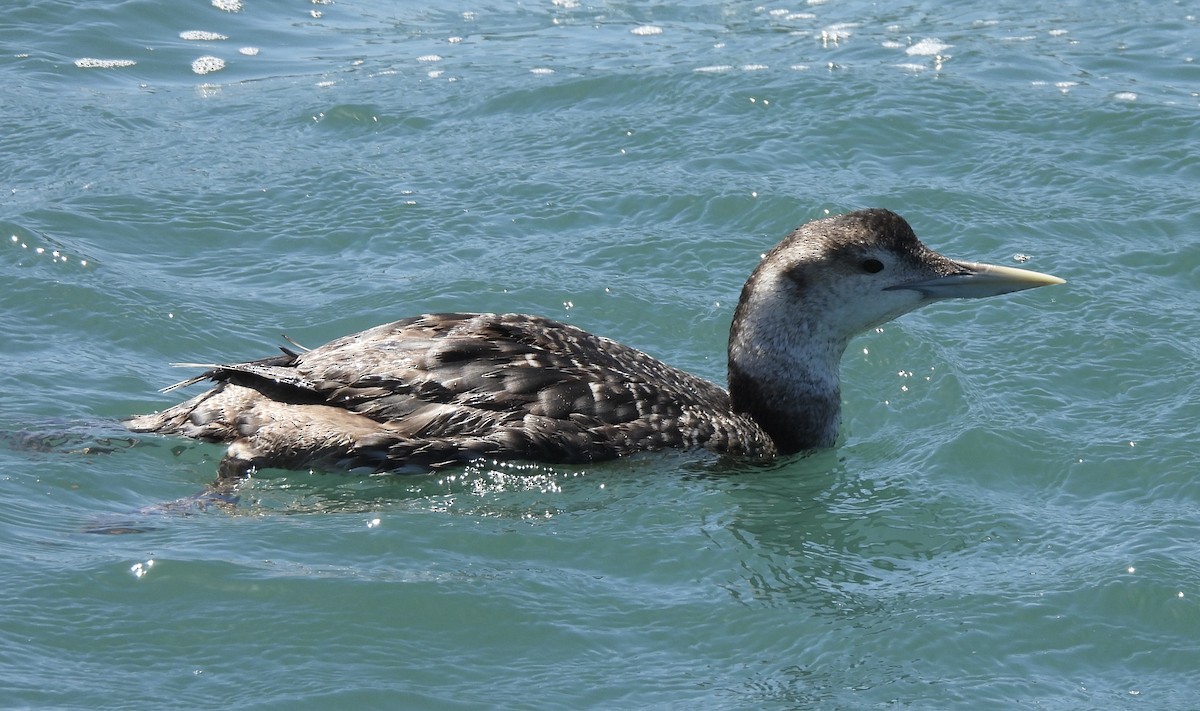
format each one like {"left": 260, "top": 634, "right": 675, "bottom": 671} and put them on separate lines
{"left": 127, "top": 209, "right": 1063, "bottom": 478}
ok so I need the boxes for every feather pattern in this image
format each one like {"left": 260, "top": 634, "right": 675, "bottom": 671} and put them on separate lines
{"left": 128, "top": 313, "right": 775, "bottom": 476}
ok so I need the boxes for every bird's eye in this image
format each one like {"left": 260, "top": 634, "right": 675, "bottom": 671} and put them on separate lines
{"left": 861, "top": 258, "right": 885, "bottom": 274}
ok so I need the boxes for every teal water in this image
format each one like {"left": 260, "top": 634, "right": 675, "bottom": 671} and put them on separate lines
{"left": 3, "top": 0, "right": 1200, "bottom": 708}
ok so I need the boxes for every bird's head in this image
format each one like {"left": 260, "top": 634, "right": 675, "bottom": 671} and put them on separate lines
{"left": 731, "top": 208, "right": 1064, "bottom": 358}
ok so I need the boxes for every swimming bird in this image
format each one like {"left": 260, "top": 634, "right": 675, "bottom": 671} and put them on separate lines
{"left": 127, "top": 209, "right": 1063, "bottom": 478}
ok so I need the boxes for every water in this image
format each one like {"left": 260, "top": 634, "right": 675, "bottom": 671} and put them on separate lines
{"left": 2, "top": 0, "right": 1199, "bottom": 708}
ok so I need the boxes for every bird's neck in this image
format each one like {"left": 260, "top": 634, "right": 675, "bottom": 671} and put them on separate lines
{"left": 726, "top": 302, "right": 849, "bottom": 454}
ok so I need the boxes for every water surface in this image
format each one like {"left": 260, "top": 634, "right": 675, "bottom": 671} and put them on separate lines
{"left": 2, "top": 1, "right": 1199, "bottom": 708}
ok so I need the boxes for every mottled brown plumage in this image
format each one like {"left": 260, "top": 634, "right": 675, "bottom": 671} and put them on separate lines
{"left": 127, "top": 209, "right": 1063, "bottom": 477}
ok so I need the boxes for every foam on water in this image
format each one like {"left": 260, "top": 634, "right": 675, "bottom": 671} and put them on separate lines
{"left": 180, "top": 31, "right": 228, "bottom": 41}
{"left": 190, "top": 55, "right": 225, "bottom": 75}
{"left": 906, "top": 38, "right": 952, "bottom": 55}
{"left": 73, "top": 58, "right": 136, "bottom": 69}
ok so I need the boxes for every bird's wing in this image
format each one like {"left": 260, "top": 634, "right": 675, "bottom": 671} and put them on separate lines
{"left": 287, "top": 314, "right": 730, "bottom": 442}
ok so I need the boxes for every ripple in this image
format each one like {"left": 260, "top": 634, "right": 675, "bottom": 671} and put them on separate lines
{"left": 6, "top": 233, "right": 91, "bottom": 268}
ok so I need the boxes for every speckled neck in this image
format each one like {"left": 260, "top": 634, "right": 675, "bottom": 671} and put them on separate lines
{"left": 726, "top": 317, "right": 845, "bottom": 455}
{"left": 725, "top": 232, "right": 852, "bottom": 454}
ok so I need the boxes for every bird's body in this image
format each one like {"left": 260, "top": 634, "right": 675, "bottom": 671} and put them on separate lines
{"left": 127, "top": 209, "right": 1063, "bottom": 478}
{"left": 134, "top": 313, "right": 777, "bottom": 476}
